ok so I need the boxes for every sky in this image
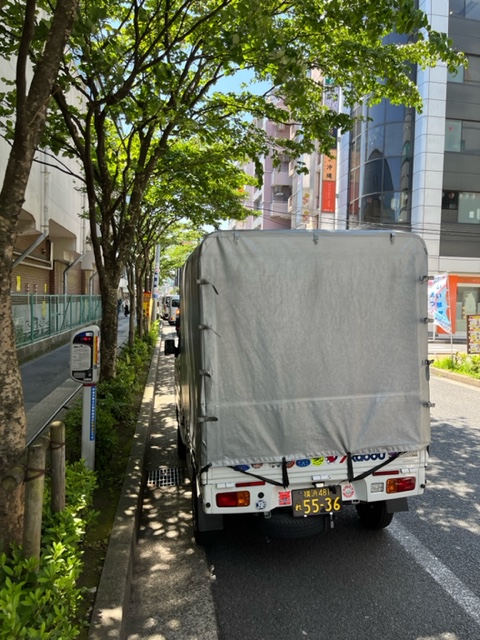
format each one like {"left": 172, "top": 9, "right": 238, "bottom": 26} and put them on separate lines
{"left": 212, "top": 68, "right": 272, "bottom": 96}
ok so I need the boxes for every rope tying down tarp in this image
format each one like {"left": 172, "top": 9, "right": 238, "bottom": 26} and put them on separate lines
{"left": 345, "top": 451, "right": 402, "bottom": 484}
{"left": 197, "top": 278, "right": 219, "bottom": 295}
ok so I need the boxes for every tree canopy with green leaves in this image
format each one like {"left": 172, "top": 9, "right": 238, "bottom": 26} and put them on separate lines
{"left": 2, "top": 0, "right": 463, "bottom": 381}
{"left": 0, "top": 0, "right": 463, "bottom": 549}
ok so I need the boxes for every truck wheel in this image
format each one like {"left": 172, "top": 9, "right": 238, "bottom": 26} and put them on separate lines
{"left": 175, "top": 407, "right": 187, "bottom": 460}
{"left": 355, "top": 501, "right": 393, "bottom": 530}
{"left": 177, "top": 426, "right": 187, "bottom": 460}
{"left": 192, "top": 483, "right": 221, "bottom": 546}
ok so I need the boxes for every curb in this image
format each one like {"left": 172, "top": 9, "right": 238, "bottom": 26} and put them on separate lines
{"left": 431, "top": 366, "right": 480, "bottom": 389}
{"left": 88, "top": 337, "right": 160, "bottom": 640}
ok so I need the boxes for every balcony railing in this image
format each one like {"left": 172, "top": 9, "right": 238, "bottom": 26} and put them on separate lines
{"left": 270, "top": 201, "right": 290, "bottom": 217}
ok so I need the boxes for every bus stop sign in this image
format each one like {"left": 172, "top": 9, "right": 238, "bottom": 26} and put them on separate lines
{"left": 70, "top": 325, "right": 100, "bottom": 383}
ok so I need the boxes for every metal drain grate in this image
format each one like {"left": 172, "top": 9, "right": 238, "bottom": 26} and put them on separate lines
{"left": 147, "top": 466, "right": 187, "bottom": 488}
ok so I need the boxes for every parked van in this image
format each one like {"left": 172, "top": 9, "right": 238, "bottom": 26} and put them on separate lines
{"left": 161, "top": 295, "right": 171, "bottom": 319}
{"left": 167, "top": 295, "right": 180, "bottom": 325}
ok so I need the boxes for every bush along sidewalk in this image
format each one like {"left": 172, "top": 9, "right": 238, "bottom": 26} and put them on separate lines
{"left": 0, "top": 326, "right": 158, "bottom": 639}
{"left": 432, "top": 352, "right": 480, "bottom": 379}
{"left": 0, "top": 462, "right": 97, "bottom": 640}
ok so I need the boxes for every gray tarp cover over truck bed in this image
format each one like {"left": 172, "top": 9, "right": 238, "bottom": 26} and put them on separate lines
{"left": 181, "top": 229, "right": 431, "bottom": 469}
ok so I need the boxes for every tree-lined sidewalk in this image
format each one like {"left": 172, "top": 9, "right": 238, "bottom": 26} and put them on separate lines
{"left": 0, "top": 0, "right": 464, "bottom": 553}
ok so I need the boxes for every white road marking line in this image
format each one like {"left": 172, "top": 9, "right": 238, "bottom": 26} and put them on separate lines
{"left": 390, "top": 520, "right": 480, "bottom": 627}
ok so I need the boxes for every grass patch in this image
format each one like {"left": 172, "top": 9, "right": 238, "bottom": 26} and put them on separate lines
{"left": 431, "top": 352, "right": 480, "bottom": 379}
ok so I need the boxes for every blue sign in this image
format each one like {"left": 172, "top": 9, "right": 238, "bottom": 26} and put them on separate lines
{"left": 90, "top": 385, "right": 97, "bottom": 441}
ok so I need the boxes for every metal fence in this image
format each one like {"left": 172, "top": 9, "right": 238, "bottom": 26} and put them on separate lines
{"left": 12, "top": 294, "right": 102, "bottom": 346}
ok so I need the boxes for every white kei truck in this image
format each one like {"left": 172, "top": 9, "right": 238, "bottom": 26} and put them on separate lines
{"left": 164, "top": 229, "right": 432, "bottom": 544}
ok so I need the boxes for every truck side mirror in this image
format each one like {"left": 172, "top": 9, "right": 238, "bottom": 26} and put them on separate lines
{"left": 164, "top": 338, "right": 178, "bottom": 356}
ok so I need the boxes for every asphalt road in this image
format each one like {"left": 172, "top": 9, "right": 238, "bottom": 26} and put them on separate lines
{"left": 125, "top": 339, "right": 480, "bottom": 640}
{"left": 203, "top": 375, "right": 480, "bottom": 640}
{"left": 20, "top": 316, "right": 130, "bottom": 443}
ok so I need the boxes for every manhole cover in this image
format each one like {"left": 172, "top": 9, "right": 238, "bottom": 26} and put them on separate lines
{"left": 147, "top": 467, "right": 187, "bottom": 487}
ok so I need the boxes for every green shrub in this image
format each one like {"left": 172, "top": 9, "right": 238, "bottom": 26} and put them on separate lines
{"left": 64, "top": 329, "right": 156, "bottom": 481}
{"left": 432, "top": 352, "right": 480, "bottom": 379}
{"left": 0, "top": 463, "right": 97, "bottom": 640}
{"left": 0, "top": 326, "right": 157, "bottom": 638}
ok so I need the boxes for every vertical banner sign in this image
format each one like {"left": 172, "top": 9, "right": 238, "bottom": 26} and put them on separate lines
{"left": 153, "top": 244, "right": 160, "bottom": 300}
{"left": 428, "top": 274, "right": 452, "bottom": 334}
{"left": 89, "top": 385, "right": 97, "bottom": 440}
{"left": 467, "top": 315, "right": 480, "bottom": 354}
{"left": 143, "top": 291, "right": 152, "bottom": 317}
{"left": 321, "top": 148, "right": 337, "bottom": 213}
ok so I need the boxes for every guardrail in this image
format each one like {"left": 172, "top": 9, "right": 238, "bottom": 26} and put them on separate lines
{"left": 13, "top": 293, "right": 102, "bottom": 347}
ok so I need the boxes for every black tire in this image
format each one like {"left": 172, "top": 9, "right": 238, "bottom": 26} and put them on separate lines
{"left": 256, "top": 509, "right": 326, "bottom": 539}
{"left": 175, "top": 407, "right": 187, "bottom": 460}
{"left": 356, "top": 501, "right": 394, "bottom": 530}
{"left": 177, "top": 424, "right": 187, "bottom": 460}
{"left": 192, "top": 483, "right": 220, "bottom": 546}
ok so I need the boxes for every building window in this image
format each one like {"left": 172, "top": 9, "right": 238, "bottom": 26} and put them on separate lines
{"left": 445, "top": 120, "right": 480, "bottom": 153}
{"left": 448, "top": 55, "right": 480, "bottom": 83}
{"left": 465, "top": 55, "right": 480, "bottom": 82}
{"left": 442, "top": 190, "right": 480, "bottom": 223}
{"left": 448, "top": 65, "right": 464, "bottom": 83}
{"left": 445, "top": 120, "right": 463, "bottom": 151}
{"left": 450, "top": 0, "right": 480, "bottom": 19}
{"left": 348, "top": 96, "right": 413, "bottom": 227}
{"left": 442, "top": 191, "right": 458, "bottom": 210}
{"left": 458, "top": 192, "right": 480, "bottom": 223}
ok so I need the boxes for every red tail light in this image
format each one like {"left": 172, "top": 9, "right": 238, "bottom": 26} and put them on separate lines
{"left": 386, "top": 476, "right": 416, "bottom": 494}
{"left": 216, "top": 491, "right": 250, "bottom": 508}
{"left": 235, "top": 481, "right": 265, "bottom": 488}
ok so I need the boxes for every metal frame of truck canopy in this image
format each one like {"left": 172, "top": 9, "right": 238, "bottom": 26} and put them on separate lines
{"left": 178, "top": 229, "right": 431, "bottom": 475}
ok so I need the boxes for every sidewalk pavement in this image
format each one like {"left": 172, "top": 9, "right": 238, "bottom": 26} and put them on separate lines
{"left": 88, "top": 327, "right": 218, "bottom": 640}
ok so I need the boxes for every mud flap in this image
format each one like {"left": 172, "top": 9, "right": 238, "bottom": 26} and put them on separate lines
{"left": 386, "top": 498, "right": 409, "bottom": 513}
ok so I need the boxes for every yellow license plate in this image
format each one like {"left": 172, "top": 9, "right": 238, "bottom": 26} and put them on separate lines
{"left": 292, "top": 486, "right": 342, "bottom": 517}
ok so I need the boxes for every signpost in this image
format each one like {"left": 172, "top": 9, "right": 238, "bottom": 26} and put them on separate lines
{"left": 152, "top": 244, "right": 160, "bottom": 325}
{"left": 467, "top": 315, "right": 480, "bottom": 354}
{"left": 70, "top": 325, "right": 100, "bottom": 470}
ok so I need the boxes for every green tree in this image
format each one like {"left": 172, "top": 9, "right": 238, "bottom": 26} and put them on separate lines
{"left": 0, "top": 0, "right": 79, "bottom": 552}
{"left": 25, "top": 0, "right": 461, "bottom": 381}
{"left": 0, "top": 0, "right": 463, "bottom": 551}
{"left": 127, "top": 138, "right": 254, "bottom": 342}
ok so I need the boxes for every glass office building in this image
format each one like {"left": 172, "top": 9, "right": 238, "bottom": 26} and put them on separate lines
{"left": 337, "top": 1, "right": 480, "bottom": 337}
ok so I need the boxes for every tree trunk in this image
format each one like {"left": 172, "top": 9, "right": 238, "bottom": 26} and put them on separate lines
{"left": 0, "top": 0, "right": 79, "bottom": 551}
{"left": 98, "top": 278, "right": 119, "bottom": 381}
{"left": 127, "top": 266, "right": 136, "bottom": 347}
{"left": 133, "top": 263, "right": 144, "bottom": 342}
{"left": 0, "top": 286, "right": 26, "bottom": 552}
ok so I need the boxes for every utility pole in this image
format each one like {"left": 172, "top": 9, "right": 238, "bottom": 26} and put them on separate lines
{"left": 151, "top": 244, "right": 160, "bottom": 325}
